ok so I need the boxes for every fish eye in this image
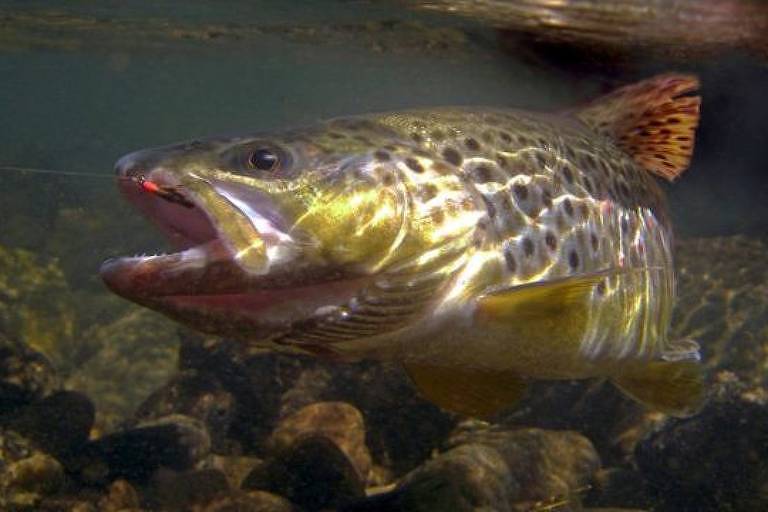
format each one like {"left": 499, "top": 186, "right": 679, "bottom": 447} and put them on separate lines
{"left": 248, "top": 148, "right": 279, "bottom": 171}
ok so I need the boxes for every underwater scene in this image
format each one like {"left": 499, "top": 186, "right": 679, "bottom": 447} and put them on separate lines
{"left": 1, "top": 1, "right": 768, "bottom": 511}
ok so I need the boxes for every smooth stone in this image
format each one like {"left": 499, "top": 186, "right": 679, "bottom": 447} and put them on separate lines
{"left": 269, "top": 401, "right": 372, "bottom": 482}
{"left": 243, "top": 435, "right": 364, "bottom": 511}
{"left": 97, "top": 478, "right": 141, "bottom": 511}
{"left": 0, "top": 428, "right": 65, "bottom": 510}
{"left": 201, "top": 490, "right": 296, "bottom": 512}
{"left": 135, "top": 371, "right": 235, "bottom": 453}
{"left": 587, "top": 468, "right": 653, "bottom": 510}
{"left": 635, "top": 371, "right": 768, "bottom": 511}
{"left": 348, "top": 426, "right": 600, "bottom": 512}
{"left": 208, "top": 454, "right": 265, "bottom": 490}
{"left": 79, "top": 414, "right": 210, "bottom": 483}
{"left": 0, "top": 334, "right": 58, "bottom": 415}
{"left": 0, "top": 390, "right": 94, "bottom": 461}
{"left": 145, "top": 467, "right": 229, "bottom": 511}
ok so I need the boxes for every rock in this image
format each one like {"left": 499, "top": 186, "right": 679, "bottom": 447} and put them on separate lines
{"left": 367, "top": 443, "right": 517, "bottom": 512}
{"left": 180, "top": 329, "right": 454, "bottom": 476}
{"left": 135, "top": 371, "right": 235, "bottom": 453}
{"left": 673, "top": 236, "right": 768, "bottom": 386}
{"left": 312, "top": 361, "right": 455, "bottom": 477}
{"left": 448, "top": 425, "right": 600, "bottom": 507}
{"left": 269, "top": 402, "right": 372, "bottom": 482}
{"left": 78, "top": 414, "right": 210, "bottom": 484}
{"left": 0, "top": 428, "right": 65, "bottom": 510}
{"left": 0, "top": 246, "right": 76, "bottom": 363}
{"left": 498, "top": 379, "right": 646, "bottom": 466}
{"left": 586, "top": 468, "right": 653, "bottom": 510}
{"left": 201, "top": 490, "right": 296, "bottom": 512}
{"left": 65, "top": 308, "right": 179, "bottom": 433}
{"left": 208, "top": 455, "right": 265, "bottom": 490}
{"left": 0, "top": 334, "right": 58, "bottom": 415}
{"left": 37, "top": 497, "right": 100, "bottom": 512}
{"left": 243, "top": 435, "right": 365, "bottom": 511}
{"left": 97, "top": 479, "right": 141, "bottom": 511}
{"left": 635, "top": 372, "right": 768, "bottom": 511}
{"left": 0, "top": 390, "right": 94, "bottom": 461}
{"left": 351, "top": 425, "right": 600, "bottom": 512}
{"left": 145, "top": 467, "right": 229, "bottom": 511}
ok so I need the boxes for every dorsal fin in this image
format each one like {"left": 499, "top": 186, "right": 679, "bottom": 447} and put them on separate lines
{"left": 575, "top": 74, "right": 701, "bottom": 181}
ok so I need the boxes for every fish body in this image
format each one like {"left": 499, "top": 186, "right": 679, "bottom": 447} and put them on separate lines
{"left": 102, "top": 75, "right": 703, "bottom": 417}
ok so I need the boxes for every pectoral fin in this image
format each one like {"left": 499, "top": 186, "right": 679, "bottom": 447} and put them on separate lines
{"left": 404, "top": 362, "right": 527, "bottom": 418}
{"left": 612, "top": 360, "right": 704, "bottom": 417}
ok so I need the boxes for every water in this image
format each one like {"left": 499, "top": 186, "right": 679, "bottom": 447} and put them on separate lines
{"left": 1, "top": 1, "right": 767, "bottom": 511}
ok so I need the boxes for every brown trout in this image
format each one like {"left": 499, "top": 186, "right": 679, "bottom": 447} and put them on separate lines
{"left": 102, "top": 74, "right": 703, "bottom": 418}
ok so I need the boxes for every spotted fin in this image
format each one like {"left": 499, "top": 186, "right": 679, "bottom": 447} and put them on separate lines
{"left": 404, "top": 362, "right": 527, "bottom": 418}
{"left": 612, "top": 360, "right": 704, "bottom": 417}
{"left": 575, "top": 74, "right": 701, "bottom": 181}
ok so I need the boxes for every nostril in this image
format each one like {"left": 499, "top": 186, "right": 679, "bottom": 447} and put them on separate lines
{"left": 114, "top": 153, "right": 143, "bottom": 178}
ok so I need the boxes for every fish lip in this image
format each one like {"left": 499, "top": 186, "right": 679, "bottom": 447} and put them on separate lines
{"left": 101, "top": 170, "right": 293, "bottom": 300}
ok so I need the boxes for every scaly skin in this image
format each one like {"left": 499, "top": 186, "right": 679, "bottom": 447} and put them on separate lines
{"left": 102, "top": 104, "right": 676, "bottom": 382}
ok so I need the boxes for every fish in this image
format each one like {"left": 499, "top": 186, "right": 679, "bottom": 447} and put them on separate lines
{"left": 101, "top": 74, "right": 704, "bottom": 418}
{"left": 404, "top": 0, "right": 768, "bottom": 60}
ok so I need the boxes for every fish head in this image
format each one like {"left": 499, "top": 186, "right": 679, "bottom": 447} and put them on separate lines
{"left": 100, "top": 122, "right": 449, "bottom": 345}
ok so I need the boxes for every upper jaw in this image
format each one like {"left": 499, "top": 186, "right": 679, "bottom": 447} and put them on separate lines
{"left": 101, "top": 165, "right": 297, "bottom": 300}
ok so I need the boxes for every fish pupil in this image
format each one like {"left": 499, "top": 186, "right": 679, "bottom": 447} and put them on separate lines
{"left": 249, "top": 148, "right": 279, "bottom": 171}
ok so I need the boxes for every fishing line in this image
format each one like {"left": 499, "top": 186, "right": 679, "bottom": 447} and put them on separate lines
{"left": 0, "top": 165, "right": 195, "bottom": 208}
{"left": 0, "top": 165, "right": 117, "bottom": 179}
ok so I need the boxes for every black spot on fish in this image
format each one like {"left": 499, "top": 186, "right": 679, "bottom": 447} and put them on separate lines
{"left": 405, "top": 157, "right": 424, "bottom": 174}
{"left": 545, "top": 231, "right": 557, "bottom": 251}
{"left": 373, "top": 150, "right": 391, "bottom": 162}
{"left": 481, "top": 195, "right": 497, "bottom": 218}
{"left": 542, "top": 189, "right": 553, "bottom": 208}
{"left": 563, "top": 198, "right": 574, "bottom": 217}
{"left": 442, "top": 147, "right": 463, "bottom": 167}
{"left": 499, "top": 131, "right": 512, "bottom": 144}
{"left": 523, "top": 237, "right": 534, "bottom": 257}
{"left": 411, "top": 132, "right": 424, "bottom": 143}
{"left": 504, "top": 246, "right": 517, "bottom": 272}
{"left": 596, "top": 280, "right": 606, "bottom": 296}
{"left": 381, "top": 171, "right": 395, "bottom": 187}
{"left": 473, "top": 165, "right": 493, "bottom": 183}
{"left": 464, "top": 138, "right": 480, "bottom": 151}
{"left": 590, "top": 233, "right": 599, "bottom": 252}
{"left": 562, "top": 165, "right": 574, "bottom": 184}
{"left": 513, "top": 183, "right": 528, "bottom": 200}
{"left": 431, "top": 130, "right": 445, "bottom": 141}
{"left": 569, "top": 250, "right": 580, "bottom": 269}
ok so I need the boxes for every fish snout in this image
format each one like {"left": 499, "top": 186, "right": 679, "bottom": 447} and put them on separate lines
{"left": 114, "top": 148, "right": 166, "bottom": 180}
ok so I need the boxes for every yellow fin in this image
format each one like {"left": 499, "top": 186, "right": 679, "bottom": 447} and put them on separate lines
{"left": 476, "top": 271, "right": 612, "bottom": 333}
{"left": 575, "top": 74, "right": 701, "bottom": 181}
{"left": 612, "top": 360, "right": 704, "bottom": 417}
{"left": 404, "top": 362, "right": 527, "bottom": 418}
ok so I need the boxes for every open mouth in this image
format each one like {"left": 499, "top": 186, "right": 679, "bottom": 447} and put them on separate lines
{"left": 99, "top": 168, "right": 291, "bottom": 302}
